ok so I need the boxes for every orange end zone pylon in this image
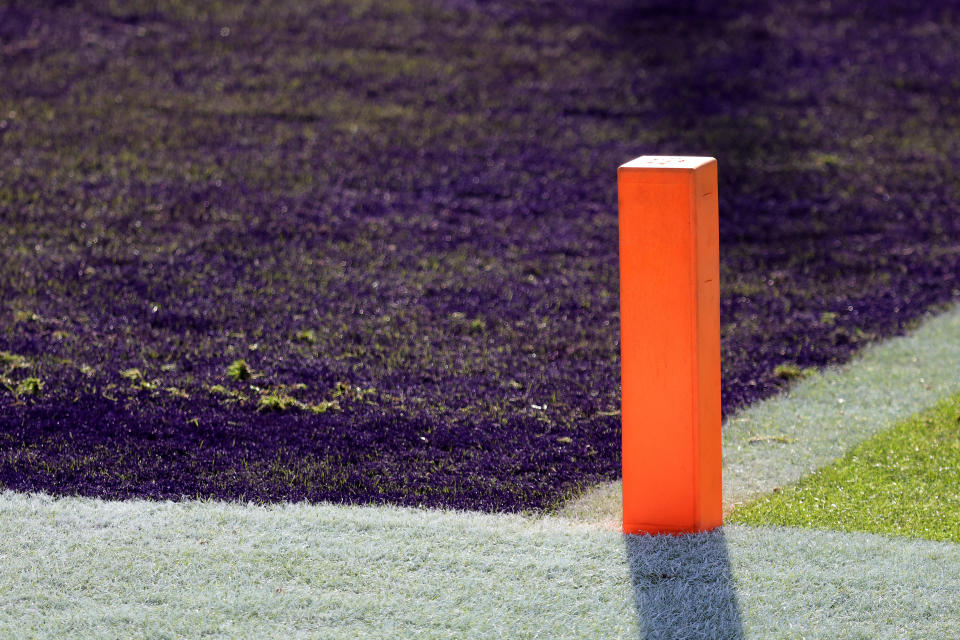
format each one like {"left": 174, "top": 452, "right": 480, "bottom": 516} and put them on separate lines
{"left": 617, "top": 156, "right": 722, "bottom": 536}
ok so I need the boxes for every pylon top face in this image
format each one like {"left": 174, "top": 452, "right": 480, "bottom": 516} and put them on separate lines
{"left": 619, "top": 156, "right": 715, "bottom": 171}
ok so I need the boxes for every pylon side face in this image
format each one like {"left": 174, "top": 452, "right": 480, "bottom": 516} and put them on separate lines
{"left": 618, "top": 156, "right": 721, "bottom": 536}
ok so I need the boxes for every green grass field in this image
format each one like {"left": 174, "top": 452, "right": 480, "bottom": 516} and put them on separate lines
{"left": 730, "top": 393, "right": 960, "bottom": 542}
{"left": 4, "top": 1, "right": 960, "bottom": 636}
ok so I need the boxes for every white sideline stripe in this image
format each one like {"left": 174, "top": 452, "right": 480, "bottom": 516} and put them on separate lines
{"left": 2, "top": 492, "right": 959, "bottom": 638}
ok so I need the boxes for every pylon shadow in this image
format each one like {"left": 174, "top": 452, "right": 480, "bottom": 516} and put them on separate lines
{"left": 625, "top": 528, "right": 744, "bottom": 640}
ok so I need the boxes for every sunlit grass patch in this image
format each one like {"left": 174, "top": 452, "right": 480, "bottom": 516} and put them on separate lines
{"left": 771, "top": 363, "right": 815, "bottom": 381}
{"left": 255, "top": 388, "right": 339, "bottom": 413}
{"left": 0, "top": 351, "right": 29, "bottom": 370}
{"left": 226, "top": 359, "right": 252, "bottom": 382}
{"left": 0, "top": 351, "right": 39, "bottom": 397}
{"left": 730, "top": 393, "right": 960, "bottom": 542}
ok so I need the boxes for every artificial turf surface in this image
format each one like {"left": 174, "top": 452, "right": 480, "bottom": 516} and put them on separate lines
{"left": 5, "top": 492, "right": 960, "bottom": 639}
{"left": 2, "top": 0, "right": 960, "bottom": 511}
{"left": 730, "top": 392, "right": 960, "bottom": 543}
{"left": 6, "top": 299, "right": 960, "bottom": 638}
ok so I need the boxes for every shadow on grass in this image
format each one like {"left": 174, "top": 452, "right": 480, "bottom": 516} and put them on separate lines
{"left": 625, "top": 529, "right": 743, "bottom": 639}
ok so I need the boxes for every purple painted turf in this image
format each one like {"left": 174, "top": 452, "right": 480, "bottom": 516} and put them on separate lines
{"left": 1, "top": 0, "right": 958, "bottom": 511}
